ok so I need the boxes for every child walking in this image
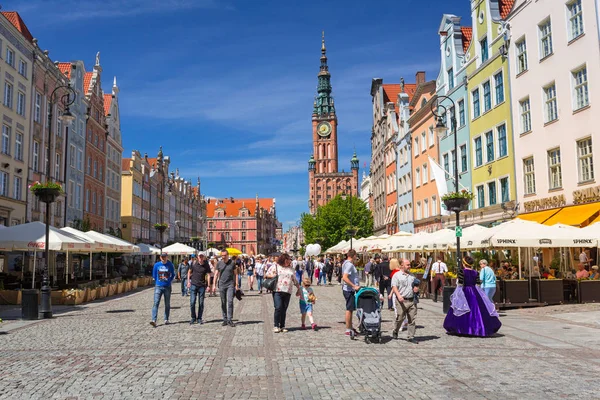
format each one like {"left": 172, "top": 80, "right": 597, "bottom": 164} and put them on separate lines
{"left": 299, "top": 277, "right": 317, "bottom": 330}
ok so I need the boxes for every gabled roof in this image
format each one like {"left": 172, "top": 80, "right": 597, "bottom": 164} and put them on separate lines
{"left": 103, "top": 94, "right": 112, "bottom": 116}
{"left": 57, "top": 62, "right": 71, "bottom": 78}
{"left": 1, "top": 12, "right": 33, "bottom": 43}
{"left": 122, "top": 158, "right": 131, "bottom": 172}
{"left": 207, "top": 198, "right": 275, "bottom": 218}
{"left": 461, "top": 27, "right": 473, "bottom": 53}
{"left": 382, "top": 83, "right": 417, "bottom": 113}
{"left": 84, "top": 72, "right": 93, "bottom": 95}
{"left": 499, "top": 0, "right": 515, "bottom": 19}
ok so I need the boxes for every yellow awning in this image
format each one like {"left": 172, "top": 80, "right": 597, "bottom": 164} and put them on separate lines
{"left": 518, "top": 208, "right": 561, "bottom": 224}
{"left": 543, "top": 202, "right": 600, "bottom": 227}
{"left": 589, "top": 213, "right": 600, "bottom": 226}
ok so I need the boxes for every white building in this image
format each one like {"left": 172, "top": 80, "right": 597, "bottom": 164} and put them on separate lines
{"left": 508, "top": 0, "right": 600, "bottom": 226}
{"left": 360, "top": 171, "right": 371, "bottom": 209}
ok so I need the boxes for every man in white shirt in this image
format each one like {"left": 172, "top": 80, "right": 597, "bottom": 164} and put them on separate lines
{"left": 391, "top": 259, "right": 419, "bottom": 343}
{"left": 579, "top": 250, "right": 592, "bottom": 268}
{"left": 430, "top": 256, "right": 448, "bottom": 303}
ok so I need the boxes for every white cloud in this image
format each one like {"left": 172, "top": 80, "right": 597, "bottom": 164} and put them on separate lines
{"left": 176, "top": 154, "right": 308, "bottom": 178}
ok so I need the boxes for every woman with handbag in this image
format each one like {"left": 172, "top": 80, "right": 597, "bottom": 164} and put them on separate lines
{"left": 264, "top": 253, "right": 301, "bottom": 333}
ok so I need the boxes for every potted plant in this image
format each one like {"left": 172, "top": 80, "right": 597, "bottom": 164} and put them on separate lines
{"left": 441, "top": 190, "right": 475, "bottom": 212}
{"left": 29, "top": 181, "right": 63, "bottom": 203}
{"left": 154, "top": 223, "right": 168, "bottom": 233}
{"left": 578, "top": 279, "right": 600, "bottom": 303}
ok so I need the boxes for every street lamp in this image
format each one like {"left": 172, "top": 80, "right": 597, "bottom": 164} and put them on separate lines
{"left": 431, "top": 95, "right": 463, "bottom": 271}
{"left": 39, "top": 83, "right": 76, "bottom": 319}
{"left": 341, "top": 186, "right": 356, "bottom": 251}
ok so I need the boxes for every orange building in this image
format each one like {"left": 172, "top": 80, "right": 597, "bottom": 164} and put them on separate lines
{"left": 407, "top": 73, "right": 442, "bottom": 233}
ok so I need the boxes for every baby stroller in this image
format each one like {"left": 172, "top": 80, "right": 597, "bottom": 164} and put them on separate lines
{"left": 353, "top": 287, "right": 382, "bottom": 343}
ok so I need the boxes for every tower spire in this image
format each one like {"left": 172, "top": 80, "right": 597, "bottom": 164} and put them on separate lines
{"left": 313, "top": 31, "right": 335, "bottom": 118}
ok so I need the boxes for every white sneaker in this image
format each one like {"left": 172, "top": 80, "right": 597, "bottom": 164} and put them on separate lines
{"left": 272, "top": 327, "right": 281, "bottom": 333}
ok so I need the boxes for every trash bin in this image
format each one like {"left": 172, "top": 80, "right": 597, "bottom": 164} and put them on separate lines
{"left": 442, "top": 286, "right": 456, "bottom": 314}
{"left": 21, "top": 289, "right": 39, "bottom": 320}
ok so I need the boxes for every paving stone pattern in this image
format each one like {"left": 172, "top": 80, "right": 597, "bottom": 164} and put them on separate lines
{"left": 1, "top": 280, "right": 600, "bottom": 399}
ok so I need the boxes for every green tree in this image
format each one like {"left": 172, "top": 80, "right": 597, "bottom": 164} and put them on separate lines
{"left": 301, "top": 194, "right": 373, "bottom": 251}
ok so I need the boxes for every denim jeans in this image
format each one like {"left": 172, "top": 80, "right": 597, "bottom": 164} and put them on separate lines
{"left": 237, "top": 274, "right": 242, "bottom": 289}
{"left": 181, "top": 277, "right": 188, "bottom": 296}
{"left": 379, "top": 280, "right": 393, "bottom": 309}
{"left": 189, "top": 284, "right": 206, "bottom": 321}
{"left": 365, "top": 273, "right": 373, "bottom": 287}
{"left": 256, "top": 275, "right": 264, "bottom": 291}
{"left": 220, "top": 286, "right": 235, "bottom": 321}
{"left": 151, "top": 286, "right": 171, "bottom": 322}
{"left": 483, "top": 286, "right": 496, "bottom": 302}
{"left": 295, "top": 271, "right": 303, "bottom": 284}
{"left": 273, "top": 291, "right": 291, "bottom": 328}
{"left": 318, "top": 271, "right": 327, "bottom": 285}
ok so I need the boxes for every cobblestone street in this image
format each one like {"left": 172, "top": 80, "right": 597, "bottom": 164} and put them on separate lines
{"left": 1, "top": 281, "right": 600, "bottom": 400}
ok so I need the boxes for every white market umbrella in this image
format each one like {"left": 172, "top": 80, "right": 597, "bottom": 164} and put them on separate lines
{"left": 487, "top": 219, "right": 597, "bottom": 248}
{"left": 420, "top": 229, "right": 455, "bottom": 251}
{"left": 135, "top": 243, "right": 161, "bottom": 256}
{"left": 325, "top": 240, "right": 347, "bottom": 254}
{"left": 162, "top": 242, "right": 197, "bottom": 255}
{"left": 450, "top": 225, "right": 491, "bottom": 250}
{"left": 366, "top": 234, "right": 391, "bottom": 251}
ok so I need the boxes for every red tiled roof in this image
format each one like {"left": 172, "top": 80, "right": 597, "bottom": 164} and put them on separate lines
{"left": 382, "top": 83, "right": 417, "bottom": 113}
{"left": 461, "top": 27, "right": 473, "bottom": 53}
{"left": 207, "top": 198, "right": 275, "bottom": 218}
{"left": 103, "top": 94, "right": 112, "bottom": 116}
{"left": 57, "top": 62, "right": 71, "bottom": 78}
{"left": 499, "top": 0, "right": 515, "bottom": 19}
{"left": 1, "top": 12, "right": 33, "bottom": 43}
{"left": 122, "top": 158, "right": 131, "bottom": 172}
{"left": 84, "top": 72, "right": 93, "bottom": 94}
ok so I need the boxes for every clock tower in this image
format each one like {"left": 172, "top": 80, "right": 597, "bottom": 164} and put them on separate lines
{"left": 308, "top": 33, "right": 359, "bottom": 215}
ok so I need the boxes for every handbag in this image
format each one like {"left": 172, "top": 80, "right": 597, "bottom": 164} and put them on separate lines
{"left": 262, "top": 265, "right": 279, "bottom": 292}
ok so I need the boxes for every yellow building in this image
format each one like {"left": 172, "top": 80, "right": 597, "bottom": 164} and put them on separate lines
{"left": 464, "top": 0, "right": 516, "bottom": 226}
{"left": 120, "top": 150, "right": 144, "bottom": 243}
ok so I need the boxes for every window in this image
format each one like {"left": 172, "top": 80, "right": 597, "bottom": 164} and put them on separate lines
{"left": 416, "top": 168, "right": 421, "bottom": 187}
{"left": 18, "top": 59, "right": 26, "bottom": 76}
{"left": 5, "top": 48, "right": 14, "bottom": 67}
{"left": 475, "top": 137, "right": 483, "bottom": 167}
{"left": 57, "top": 115, "right": 62, "bottom": 137}
{"left": 451, "top": 149, "right": 457, "bottom": 177}
{"left": 428, "top": 126, "right": 434, "bottom": 146}
{"left": 443, "top": 154, "right": 449, "bottom": 174}
{"left": 539, "top": 19, "right": 553, "bottom": 59}
{"left": 567, "top": 0, "right": 584, "bottom": 41}
{"left": 225, "top": 221, "right": 229, "bottom": 228}
{"left": 0, "top": 171, "right": 8, "bottom": 197}
{"left": 449, "top": 107, "right": 455, "bottom": 132}
{"left": 77, "top": 149, "right": 83, "bottom": 171}
{"left": 485, "top": 131, "right": 494, "bottom": 162}
{"left": 460, "top": 144, "right": 467, "bottom": 172}
{"left": 33, "top": 141, "right": 39, "bottom": 171}
{"left": 416, "top": 201, "right": 422, "bottom": 220}
{"left": 477, "top": 185, "right": 485, "bottom": 208}
{"left": 472, "top": 89, "right": 480, "bottom": 118}
{"left": 55, "top": 153, "right": 61, "bottom": 180}
{"left": 494, "top": 72, "right": 504, "bottom": 104}
{"left": 76, "top": 184, "right": 82, "bottom": 210}
{"left": 483, "top": 81, "right": 491, "bottom": 112}
{"left": 69, "top": 145, "right": 75, "bottom": 167}
{"left": 577, "top": 137, "right": 594, "bottom": 182}
{"left": 432, "top": 196, "right": 437, "bottom": 215}
{"left": 424, "top": 199, "right": 429, "bottom": 218}
{"left": 520, "top": 98, "right": 531, "bottom": 133}
{"left": 544, "top": 83, "right": 558, "bottom": 122}
{"left": 572, "top": 66, "right": 589, "bottom": 110}
{"left": 497, "top": 124, "right": 507, "bottom": 158}
{"left": 242, "top": 232, "right": 246, "bottom": 241}
{"left": 448, "top": 68, "right": 454, "bottom": 89}
{"left": 414, "top": 137, "right": 419, "bottom": 156}
{"left": 524, "top": 157, "right": 536, "bottom": 194}
{"left": 15, "top": 132, "right": 22, "bottom": 161}
{"left": 548, "top": 148, "right": 562, "bottom": 189}
{"left": 4, "top": 82, "right": 13, "bottom": 108}
{"left": 93, "top": 160, "right": 97, "bottom": 178}
{"left": 34, "top": 92, "right": 41, "bottom": 122}
{"left": 1, "top": 125, "right": 10, "bottom": 154}
{"left": 242, "top": 221, "right": 246, "bottom": 229}
{"left": 68, "top": 181, "right": 74, "bottom": 207}
{"left": 92, "top": 192, "right": 96, "bottom": 214}
{"left": 87, "top": 157, "right": 91, "bottom": 174}
{"left": 516, "top": 38, "right": 528, "bottom": 74}
{"left": 500, "top": 177, "right": 509, "bottom": 203}
{"left": 421, "top": 132, "right": 427, "bottom": 151}
{"left": 16, "top": 92, "right": 25, "bottom": 116}
{"left": 423, "top": 163, "right": 428, "bottom": 183}
{"left": 99, "top": 164, "right": 103, "bottom": 182}
{"left": 488, "top": 181, "right": 497, "bottom": 205}
{"left": 458, "top": 100, "right": 465, "bottom": 126}
{"left": 13, "top": 176, "right": 20, "bottom": 200}
{"left": 480, "top": 37, "right": 488, "bottom": 62}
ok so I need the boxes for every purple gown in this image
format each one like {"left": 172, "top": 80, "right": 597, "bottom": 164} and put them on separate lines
{"left": 443, "top": 268, "right": 501, "bottom": 337}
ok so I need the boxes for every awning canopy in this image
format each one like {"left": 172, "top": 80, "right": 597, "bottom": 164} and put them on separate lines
{"left": 518, "top": 208, "right": 561, "bottom": 224}
{"left": 162, "top": 242, "right": 197, "bottom": 255}
{"left": 0, "top": 222, "right": 94, "bottom": 251}
{"left": 486, "top": 219, "right": 597, "bottom": 248}
{"left": 543, "top": 203, "right": 600, "bottom": 227}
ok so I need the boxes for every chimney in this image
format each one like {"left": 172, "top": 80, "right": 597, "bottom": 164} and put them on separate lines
{"left": 415, "top": 71, "right": 426, "bottom": 85}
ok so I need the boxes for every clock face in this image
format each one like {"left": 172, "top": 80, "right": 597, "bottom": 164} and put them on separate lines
{"left": 317, "top": 122, "right": 332, "bottom": 137}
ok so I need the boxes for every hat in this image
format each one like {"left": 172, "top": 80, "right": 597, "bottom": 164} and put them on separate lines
{"left": 382, "top": 255, "right": 389, "bottom": 261}
{"left": 160, "top": 252, "right": 168, "bottom": 257}
{"left": 198, "top": 253, "right": 206, "bottom": 258}
{"left": 593, "top": 265, "right": 599, "bottom": 270}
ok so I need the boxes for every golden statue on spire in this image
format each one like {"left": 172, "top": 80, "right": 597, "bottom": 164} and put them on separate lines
{"left": 321, "top": 31, "right": 326, "bottom": 53}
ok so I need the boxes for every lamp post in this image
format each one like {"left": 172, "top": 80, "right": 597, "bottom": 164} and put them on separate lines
{"left": 341, "top": 186, "right": 356, "bottom": 251}
{"left": 431, "top": 95, "right": 462, "bottom": 271}
{"left": 39, "top": 83, "right": 76, "bottom": 319}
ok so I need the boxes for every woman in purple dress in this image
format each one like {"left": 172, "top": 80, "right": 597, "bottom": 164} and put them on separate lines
{"left": 443, "top": 256, "right": 501, "bottom": 337}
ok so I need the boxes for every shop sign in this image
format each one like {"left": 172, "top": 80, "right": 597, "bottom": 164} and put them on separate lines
{"left": 573, "top": 185, "right": 600, "bottom": 205}
{"left": 523, "top": 194, "right": 566, "bottom": 212}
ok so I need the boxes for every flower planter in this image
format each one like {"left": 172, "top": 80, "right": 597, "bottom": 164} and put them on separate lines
{"left": 536, "top": 279, "right": 563, "bottom": 305}
{"left": 503, "top": 280, "right": 529, "bottom": 304}
{"left": 63, "top": 290, "right": 85, "bottom": 305}
{"left": 108, "top": 283, "right": 117, "bottom": 297}
{"left": 0, "top": 290, "right": 22, "bottom": 305}
{"left": 117, "top": 282, "right": 126, "bottom": 294}
{"left": 578, "top": 280, "right": 600, "bottom": 303}
{"left": 492, "top": 281, "right": 503, "bottom": 304}
{"left": 87, "top": 288, "right": 97, "bottom": 302}
{"left": 51, "top": 290, "right": 64, "bottom": 305}
{"left": 132, "top": 280, "right": 138, "bottom": 289}
{"left": 443, "top": 197, "right": 470, "bottom": 212}
{"left": 99, "top": 286, "right": 108, "bottom": 299}
{"left": 126, "top": 281, "right": 133, "bottom": 291}
{"left": 33, "top": 188, "right": 61, "bottom": 203}
{"left": 95, "top": 287, "right": 102, "bottom": 299}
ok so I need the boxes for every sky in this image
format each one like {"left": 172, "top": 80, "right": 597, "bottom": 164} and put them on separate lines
{"left": 5, "top": 0, "right": 471, "bottom": 230}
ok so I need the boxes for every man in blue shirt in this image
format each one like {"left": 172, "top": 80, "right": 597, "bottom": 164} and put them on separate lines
{"left": 478, "top": 259, "right": 496, "bottom": 301}
{"left": 151, "top": 252, "right": 175, "bottom": 327}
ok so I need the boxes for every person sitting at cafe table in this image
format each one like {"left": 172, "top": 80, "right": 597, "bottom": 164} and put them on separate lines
{"left": 576, "top": 263, "right": 590, "bottom": 279}
{"left": 589, "top": 265, "right": 600, "bottom": 280}
{"left": 530, "top": 266, "right": 541, "bottom": 278}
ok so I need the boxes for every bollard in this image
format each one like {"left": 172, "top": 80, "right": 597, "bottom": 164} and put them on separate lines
{"left": 21, "top": 289, "right": 39, "bottom": 320}
{"left": 442, "top": 286, "right": 456, "bottom": 314}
